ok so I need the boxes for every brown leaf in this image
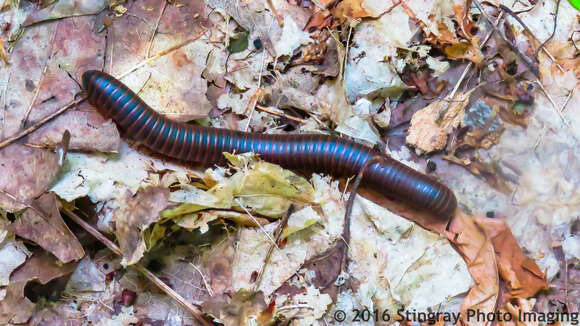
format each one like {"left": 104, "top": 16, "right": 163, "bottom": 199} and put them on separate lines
{"left": 10, "top": 250, "right": 77, "bottom": 285}
{"left": 115, "top": 187, "right": 169, "bottom": 266}
{"left": 444, "top": 39, "right": 484, "bottom": 64}
{"left": 0, "top": 281, "right": 35, "bottom": 324}
{"left": 406, "top": 101, "right": 450, "bottom": 153}
{"left": 333, "top": 0, "right": 375, "bottom": 20}
{"left": 445, "top": 212, "right": 499, "bottom": 325}
{"left": 406, "top": 92, "right": 470, "bottom": 153}
{"left": 8, "top": 192, "right": 85, "bottom": 263}
{"left": 28, "top": 108, "right": 121, "bottom": 153}
{"left": 1, "top": 250, "right": 76, "bottom": 325}
{"left": 0, "top": 144, "right": 59, "bottom": 212}
{"left": 22, "top": 0, "right": 106, "bottom": 26}
{"left": 474, "top": 217, "right": 548, "bottom": 299}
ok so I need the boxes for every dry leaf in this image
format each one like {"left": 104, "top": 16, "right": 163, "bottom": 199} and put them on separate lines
{"left": 406, "top": 92, "right": 470, "bottom": 153}
{"left": 475, "top": 217, "right": 548, "bottom": 298}
{"left": 445, "top": 212, "right": 499, "bottom": 325}
{"left": 1, "top": 250, "right": 75, "bottom": 325}
{"left": 22, "top": 0, "right": 106, "bottom": 26}
{"left": 0, "top": 144, "right": 59, "bottom": 212}
{"left": 115, "top": 187, "right": 169, "bottom": 266}
{"left": 9, "top": 192, "right": 85, "bottom": 263}
{"left": 333, "top": 0, "right": 375, "bottom": 20}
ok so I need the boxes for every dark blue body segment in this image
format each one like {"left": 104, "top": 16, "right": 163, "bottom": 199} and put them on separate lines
{"left": 82, "top": 70, "right": 457, "bottom": 219}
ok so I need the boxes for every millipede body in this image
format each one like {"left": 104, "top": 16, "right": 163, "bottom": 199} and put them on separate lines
{"left": 82, "top": 70, "right": 457, "bottom": 219}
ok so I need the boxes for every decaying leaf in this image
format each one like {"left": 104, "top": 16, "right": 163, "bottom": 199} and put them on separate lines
{"left": 1, "top": 250, "right": 76, "bottom": 325}
{"left": 333, "top": 0, "right": 375, "bottom": 21}
{"left": 22, "top": 0, "right": 106, "bottom": 26}
{"left": 0, "top": 239, "right": 29, "bottom": 287}
{"left": 9, "top": 192, "right": 84, "bottom": 263}
{"left": 115, "top": 187, "right": 169, "bottom": 266}
{"left": 475, "top": 217, "right": 548, "bottom": 298}
{"left": 164, "top": 154, "right": 315, "bottom": 219}
{"left": 344, "top": 5, "right": 412, "bottom": 102}
{"left": 282, "top": 206, "right": 321, "bottom": 239}
{"left": 445, "top": 212, "right": 499, "bottom": 324}
{"left": 0, "top": 144, "right": 59, "bottom": 212}
{"left": 406, "top": 92, "right": 470, "bottom": 153}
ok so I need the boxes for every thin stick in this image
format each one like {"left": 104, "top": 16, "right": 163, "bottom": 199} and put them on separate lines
{"left": 256, "top": 105, "right": 307, "bottom": 123}
{"left": 0, "top": 97, "right": 86, "bottom": 150}
{"left": 146, "top": 0, "right": 168, "bottom": 58}
{"left": 116, "top": 30, "right": 207, "bottom": 80}
{"left": 61, "top": 208, "right": 213, "bottom": 326}
{"left": 1, "top": 73, "right": 9, "bottom": 139}
{"left": 0, "top": 190, "right": 69, "bottom": 236}
{"left": 21, "top": 64, "right": 49, "bottom": 129}
{"left": 498, "top": 4, "right": 565, "bottom": 72}
{"left": 20, "top": 24, "right": 58, "bottom": 129}
{"left": 561, "top": 89, "right": 574, "bottom": 114}
{"left": 266, "top": 0, "right": 284, "bottom": 27}
{"left": 189, "top": 263, "right": 214, "bottom": 297}
{"left": 244, "top": 88, "right": 264, "bottom": 132}
{"left": 235, "top": 198, "right": 279, "bottom": 249}
{"left": 474, "top": 0, "right": 540, "bottom": 77}
{"left": 253, "top": 205, "right": 294, "bottom": 291}
{"left": 535, "top": 80, "right": 570, "bottom": 127}
{"left": 534, "top": 0, "right": 560, "bottom": 60}
{"left": 342, "top": 25, "right": 353, "bottom": 81}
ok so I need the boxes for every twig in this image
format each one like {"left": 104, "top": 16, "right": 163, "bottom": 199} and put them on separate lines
{"left": 256, "top": 105, "right": 307, "bottom": 124}
{"left": 571, "top": 31, "right": 580, "bottom": 53}
{"left": 253, "top": 205, "right": 294, "bottom": 292}
{"left": 534, "top": 0, "right": 561, "bottom": 60}
{"left": 0, "top": 97, "right": 86, "bottom": 150}
{"left": 342, "top": 24, "right": 353, "bottom": 81}
{"left": 189, "top": 263, "right": 214, "bottom": 297}
{"left": 498, "top": 3, "right": 565, "bottom": 72}
{"left": 0, "top": 190, "right": 69, "bottom": 236}
{"left": 61, "top": 208, "right": 213, "bottom": 326}
{"left": 474, "top": 0, "right": 540, "bottom": 77}
{"left": 116, "top": 29, "right": 207, "bottom": 80}
{"left": 235, "top": 198, "right": 279, "bottom": 249}
{"left": 20, "top": 25, "right": 57, "bottom": 130}
{"left": 535, "top": 80, "right": 570, "bottom": 127}
{"left": 533, "top": 80, "right": 577, "bottom": 149}
{"left": 561, "top": 89, "right": 574, "bottom": 114}
{"left": 21, "top": 64, "right": 49, "bottom": 130}
{"left": 443, "top": 11, "right": 503, "bottom": 115}
{"left": 146, "top": 0, "right": 168, "bottom": 58}
{"left": 266, "top": 0, "right": 284, "bottom": 27}
{"left": 108, "top": 26, "right": 115, "bottom": 74}
{"left": 1, "top": 73, "right": 9, "bottom": 139}
{"left": 243, "top": 88, "right": 265, "bottom": 132}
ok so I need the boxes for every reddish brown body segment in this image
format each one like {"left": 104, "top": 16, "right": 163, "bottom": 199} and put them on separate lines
{"left": 83, "top": 70, "right": 457, "bottom": 219}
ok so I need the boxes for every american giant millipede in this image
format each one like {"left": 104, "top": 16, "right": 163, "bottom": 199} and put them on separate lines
{"left": 82, "top": 70, "right": 457, "bottom": 219}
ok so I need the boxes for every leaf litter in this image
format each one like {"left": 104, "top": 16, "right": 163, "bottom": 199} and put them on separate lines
{"left": 0, "top": 0, "right": 579, "bottom": 325}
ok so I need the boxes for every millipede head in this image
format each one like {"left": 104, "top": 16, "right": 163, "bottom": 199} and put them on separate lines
{"left": 82, "top": 70, "right": 101, "bottom": 91}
